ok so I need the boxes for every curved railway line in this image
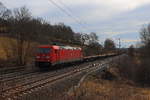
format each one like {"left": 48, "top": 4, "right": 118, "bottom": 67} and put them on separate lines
{"left": 0, "top": 55, "right": 122, "bottom": 100}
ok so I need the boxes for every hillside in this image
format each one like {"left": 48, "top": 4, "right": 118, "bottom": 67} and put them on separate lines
{"left": 0, "top": 36, "right": 12, "bottom": 60}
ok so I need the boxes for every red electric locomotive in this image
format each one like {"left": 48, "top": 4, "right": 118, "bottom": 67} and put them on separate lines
{"left": 35, "top": 45, "right": 83, "bottom": 68}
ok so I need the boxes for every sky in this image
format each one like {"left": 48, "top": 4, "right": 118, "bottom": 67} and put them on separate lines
{"left": 1, "top": 0, "right": 150, "bottom": 47}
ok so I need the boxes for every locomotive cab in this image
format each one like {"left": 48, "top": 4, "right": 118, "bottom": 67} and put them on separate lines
{"left": 35, "top": 45, "right": 52, "bottom": 68}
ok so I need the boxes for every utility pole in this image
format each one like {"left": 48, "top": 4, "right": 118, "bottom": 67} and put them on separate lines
{"left": 118, "top": 38, "right": 121, "bottom": 65}
{"left": 119, "top": 38, "right": 121, "bottom": 54}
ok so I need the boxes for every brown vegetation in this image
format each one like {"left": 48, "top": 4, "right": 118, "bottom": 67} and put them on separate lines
{"left": 67, "top": 62, "right": 150, "bottom": 100}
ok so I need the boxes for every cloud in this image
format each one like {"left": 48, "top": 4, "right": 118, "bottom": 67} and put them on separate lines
{"left": 123, "top": 39, "right": 140, "bottom": 43}
{"left": 56, "top": 0, "right": 150, "bottom": 21}
{"left": 2, "top": 0, "right": 57, "bottom": 16}
{"left": 61, "top": 0, "right": 150, "bottom": 10}
{"left": 3, "top": 0, "right": 150, "bottom": 18}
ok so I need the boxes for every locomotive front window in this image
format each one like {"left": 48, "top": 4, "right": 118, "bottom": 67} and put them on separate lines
{"left": 38, "top": 48, "right": 51, "bottom": 53}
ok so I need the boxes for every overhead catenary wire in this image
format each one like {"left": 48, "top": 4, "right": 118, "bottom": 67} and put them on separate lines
{"left": 55, "top": 0, "right": 88, "bottom": 26}
{"left": 48, "top": 0, "right": 89, "bottom": 32}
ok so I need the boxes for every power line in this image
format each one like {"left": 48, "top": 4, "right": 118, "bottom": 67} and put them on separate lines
{"left": 48, "top": 0, "right": 85, "bottom": 28}
{"left": 48, "top": 0, "right": 88, "bottom": 32}
{"left": 55, "top": 0, "right": 88, "bottom": 25}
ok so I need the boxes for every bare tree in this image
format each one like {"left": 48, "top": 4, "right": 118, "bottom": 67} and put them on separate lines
{"left": 128, "top": 45, "right": 134, "bottom": 56}
{"left": 8, "top": 7, "right": 38, "bottom": 65}
{"left": 81, "top": 34, "right": 90, "bottom": 45}
{"left": 74, "top": 33, "right": 82, "bottom": 45}
{"left": 0, "top": 2, "right": 11, "bottom": 34}
{"left": 0, "top": 2, "right": 11, "bottom": 20}
{"left": 140, "top": 24, "right": 150, "bottom": 57}
{"left": 104, "top": 38, "right": 116, "bottom": 52}
{"left": 89, "top": 32, "right": 98, "bottom": 44}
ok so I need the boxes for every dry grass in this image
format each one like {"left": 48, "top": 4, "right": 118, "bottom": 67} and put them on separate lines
{"left": 0, "top": 36, "right": 39, "bottom": 66}
{"left": 67, "top": 66, "right": 150, "bottom": 100}
{"left": 0, "top": 37, "right": 13, "bottom": 60}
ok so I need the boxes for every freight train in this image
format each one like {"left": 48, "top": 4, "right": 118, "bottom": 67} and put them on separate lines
{"left": 35, "top": 45, "right": 116, "bottom": 69}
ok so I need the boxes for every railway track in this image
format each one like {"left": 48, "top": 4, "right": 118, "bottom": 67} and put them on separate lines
{"left": 0, "top": 70, "right": 37, "bottom": 80}
{"left": 0, "top": 66, "right": 25, "bottom": 75}
{"left": 0, "top": 55, "right": 121, "bottom": 100}
{"left": 2, "top": 67, "right": 77, "bottom": 91}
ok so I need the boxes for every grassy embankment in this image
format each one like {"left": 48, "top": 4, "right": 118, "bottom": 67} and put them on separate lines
{"left": 0, "top": 36, "right": 9, "bottom": 60}
{"left": 0, "top": 36, "right": 39, "bottom": 67}
{"left": 68, "top": 56, "right": 150, "bottom": 100}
